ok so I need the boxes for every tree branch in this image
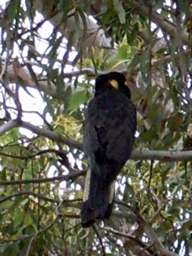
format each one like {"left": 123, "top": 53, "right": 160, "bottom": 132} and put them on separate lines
{"left": 131, "top": 149, "right": 192, "bottom": 161}
{"left": 114, "top": 200, "right": 178, "bottom": 256}
{"left": 0, "top": 191, "right": 59, "bottom": 204}
{"left": 104, "top": 227, "right": 153, "bottom": 255}
{"left": 0, "top": 170, "right": 86, "bottom": 186}
{"left": 1, "top": 145, "right": 192, "bottom": 186}
{"left": 20, "top": 120, "right": 82, "bottom": 150}
{"left": 34, "top": 0, "right": 112, "bottom": 49}
{"left": 131, "top": 1, "right": 189, "bottom": 45}
{"left": 0, "top": 120, "right": 192, "bottom": 161}
{"left": 0, "top": 119, "right": 19, "bottom": 135}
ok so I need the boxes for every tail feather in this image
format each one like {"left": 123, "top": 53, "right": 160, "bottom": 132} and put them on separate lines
{"left": 81, "top": 169, "right": 114, "bottom": 228}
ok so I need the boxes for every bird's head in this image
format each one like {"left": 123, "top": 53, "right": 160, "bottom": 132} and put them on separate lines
{"left": 95, "top": 72, "right": 131, "bottom": 98}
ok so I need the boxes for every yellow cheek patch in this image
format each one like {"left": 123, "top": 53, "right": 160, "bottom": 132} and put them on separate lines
{"left": 110, "top": 79, "right": 119, "bottom": 89}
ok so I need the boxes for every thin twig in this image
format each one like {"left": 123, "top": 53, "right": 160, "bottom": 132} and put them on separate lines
{"left": 0, "top": 191, "right": 59, "bottom": 204}
{"left": 104, "top": 227, "right": 153, "bottom": 255}
{"left": 147, "top": 160, "right": 154, "bottom": 194}
{"left": 0, "top": 148, "right": 68, "bottom": 160}
{"left": 92, "top": 224, "right": 106, "bottom": 256}
{"left": 0, "top": 170, "right": 86, "bottom": 186}
{"left": 114, "top": 200, "right": 177, "bottom": 256}
{"left": 25, "top": 237, "right": 35, "bottom": 256}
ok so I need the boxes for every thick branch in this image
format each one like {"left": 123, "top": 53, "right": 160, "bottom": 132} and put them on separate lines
{"left": 21, "top": 120, "right": 82, "bottom": 150}
{"left": 131, "top": 150, "right": 192, "bottom": 161}
{"left": 0, "top": 120, "right": 192, "bottom": 161}
{"left": 0, "top": 119, "right": 18, "bottom": 135}
{"left": 1, "top": 145, "right": 192, "bottom": 186}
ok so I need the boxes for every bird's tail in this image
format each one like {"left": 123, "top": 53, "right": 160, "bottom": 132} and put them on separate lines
{"left": 81, "top": 169, "right": 114, "bottom": 228}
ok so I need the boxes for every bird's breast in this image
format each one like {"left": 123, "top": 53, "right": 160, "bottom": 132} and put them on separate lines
{"left": 87, "top": 92, "right": 132, "bottom": 122}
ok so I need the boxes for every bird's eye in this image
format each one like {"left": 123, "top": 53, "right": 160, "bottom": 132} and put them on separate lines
{"left": 109, "top": 79, "right": 119, "bottom": 89}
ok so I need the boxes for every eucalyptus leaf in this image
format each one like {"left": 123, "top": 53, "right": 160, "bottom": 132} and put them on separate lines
{"left": 113, "top": 0, "right": 126, "bottom": 24}
{"left": 68, "top": 90, "right": 90, "bottom": 112}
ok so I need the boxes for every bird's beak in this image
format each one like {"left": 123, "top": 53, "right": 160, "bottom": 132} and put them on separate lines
{"left": 109, "top": 79, "right": 119, "bottom": 89}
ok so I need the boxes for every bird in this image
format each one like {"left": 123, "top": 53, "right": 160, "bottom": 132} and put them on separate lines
{"left": 81, "top": 72, "right": 136, "bottom": 228}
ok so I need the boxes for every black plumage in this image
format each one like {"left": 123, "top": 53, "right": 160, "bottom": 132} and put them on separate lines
{"left": 81, "top": 72, "right": 136, "bottom": 227}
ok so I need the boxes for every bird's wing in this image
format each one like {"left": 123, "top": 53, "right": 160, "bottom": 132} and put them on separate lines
{"left": 84, "top": 94, "right": 136, "bottom": 169}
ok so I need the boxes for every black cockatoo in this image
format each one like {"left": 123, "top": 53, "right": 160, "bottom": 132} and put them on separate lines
{"left": 81, "top": 72, "right": 136, "bottom": 227}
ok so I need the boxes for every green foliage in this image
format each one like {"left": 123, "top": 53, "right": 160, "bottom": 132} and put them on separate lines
{"left": 68, "top": 89, "right": 90, "bottom": 112}
{"left": 0, "top": 0, "right": 191, "bottom": 255}
{"left": 113, "top": 0, "right": 126, "bottom": 24}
